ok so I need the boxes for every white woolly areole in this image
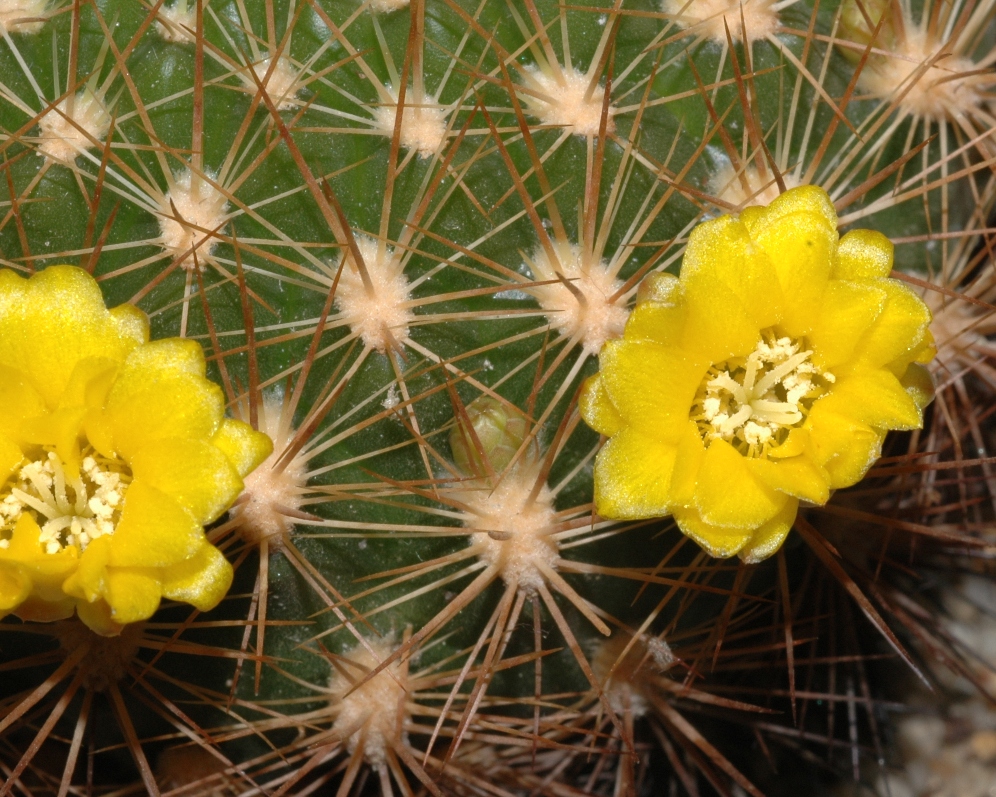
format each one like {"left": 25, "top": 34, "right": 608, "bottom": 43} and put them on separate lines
{"left": 368, "top": 0, "right": 410, "bottom": 13}
{"left": 330, "top": 638, "right": 408, "bottom": 768}
{"left": 592, "top": 633, "right": 675, "bottom": 718}
{"left": 230, "top": 399, "right": 308, "bottom": 549}
{"left": 461, "top": 465, "right": 558, "bottom": 594}
{"left": 37, "top": 89, "right": 111, "bottom": 165}
{"left": 242, "top": 56, "right": 302, "bottom": 111}
{"left": 155, "top": 3, "right": 195, "bottom": 42}
{"left": 708, "top": 164, "right": 799, "bottom": 209}
{"left": 526, "top": 241, "right": 628, "bottom": 355}
{"left": 661, "top": 0, "right": 779, "bottom": 43}
{"left": 521, "top": 66, "right": 615, "bottom": 137}
{"left": 371, "top": 89, "right": 447, "bottom": 158}
{"left": 158, "top": 170, "right": 229, "bottom": 270}
{"left": 0, "top": 0, "right": 48, "bottom": 34}
{"left": 334, "top": 235, "right": 413, "bottom": 353}
{"left": 858, "top": 29, "right": 983, "bottom": 120}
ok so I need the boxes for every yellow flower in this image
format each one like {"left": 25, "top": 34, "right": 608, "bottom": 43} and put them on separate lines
{"left": 0, "top": 266, "right": 272, "bottom": 635}
{"left": 581, "top": 186, "right": 934, "bottom": 562}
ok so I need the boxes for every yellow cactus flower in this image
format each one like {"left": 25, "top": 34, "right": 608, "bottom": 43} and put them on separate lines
{"left": 0, "top": 266, "right": 272, "bottom": 635}
{"left": 581, "top": 186, "right": 934, "bottom": 562}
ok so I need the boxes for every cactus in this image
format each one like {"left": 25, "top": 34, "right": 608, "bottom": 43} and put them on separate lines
{"left": 0, "top": 0, "right": 995, "bottom": 795}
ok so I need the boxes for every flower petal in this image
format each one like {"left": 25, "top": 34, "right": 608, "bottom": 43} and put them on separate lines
{"left": 0, "top": 565, "right": 31, "bottom": 613}
{"left": 745, "top": 189, "right": 838, "bottom": 336}
{"left": 681, "top": 214, "right": 784, "bottom": 330}
{"left": 808, "top": 280, "right": 886, "bottom": 371}
{"left": 0, "top": 365, "right": 46, "bottom": 443}
{"left": 76, "top": 598, "right": 122, "bottom": 636}
{"left": 103, "top": 339, "right": 225, "bottom": 460}
{"left": 738, "top": 499, "right": 799, "bottom": 564}
{"left": 673, "top": 506, "right": 753, "bottom": 559}
{"left": 108, "top": 481, "right": 204, "bottom": 568}
{"left": 599, "top": 339, "right": 706, "bottom": 441}
{"left": 833, "top": 229, "right": 892, "bottom": 279}
{"left": 851, "top": 280, "right": 931, "bottom": 370}
{"left": 0, "top": 267, "right": 142, "bottom": 407}
{"left": 212, "top": 419, "right": 274, "bottom": 479}
{"left": 818, "top": 369, "right": 922, "bottom": 431}
{"left": 105, "top": 568, "right": 162, "bottom": 625}
{"left": 593, "top": 427, "right": 677, "bottom": 519}
{"left": 806, "top": 402, "right": 885, "bottom": 488}
{"left": 129, "top": 439, "right": 244, "bottom": 525}
{"left": 748, "top": 455, "right": 830, "bottom": 504}
{"left": 0, "top": 434, "right": 23, "bottom": 488}
{"left": 623, "top": 301, "right": 687, "bottom": 347}
{"left": 579, "top": 375, "right": 624, "bottom": 437}
{"left": 161, "top": 543, "right": 233, "bottom": 612}
{"left": 694, "top": 439, "right": 786, "bottom": 529}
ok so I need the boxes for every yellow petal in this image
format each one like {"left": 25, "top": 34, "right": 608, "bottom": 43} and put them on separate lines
{"left": 129, "top": 439, "right": 243, "bottom": 524}
{"left": 819, "top": 369, "right": 922, "bottom": 431}
{"left": 161, "top": 542, "right": 233, "bottom": 612}
{"left": 900, "top": 362, "right": 934, "bottom": 411}
{"left": 108, "top": 481, "right": 204, "bottom": 568}
{"left": 20, "top": 407, "right": 86, "bottom": 471}
{"left": 579, "top": 375, "right": 624, "bottom": 437}
{"left": 694, "top": 439, "right": 785, "bottom": 529}
{"left": 0, "top": 565, "right": 31, "bottom": 612}
{"left": 0, "top": 266, "right": 142, "bottom": 407}
{"left": 593, "top": 427, "right": 678, "bottom": 519}
{"left": 851, "top": 280, "right": 931, "bottom": 370}
{"left": 0, "top": 434, "right": 23, "bottom": 488}
{"left": 808, "top": 280, "right": 886, "bottom": 371}
{"left": 738, "top": 498, "right": 799, "bottom": 564}
{"left": 0, "top": 365, "right": 46, "bottom": 442}
{"left": 834, "top": 228, "right": 893, "bottom": 280}
{"left": 748, "top": 455, "right": 830, "bottom": 504}
{"left": 75, "top": 598, "right": 123, "bottom": 636}
{"left": 599, "top": 339, "right": 706, "bottom": 442}
{"left": 211, "top": 419, "right": 274, "bottom": 479}
{"left": 751, "top": 210, "right": 835, "bottom": 336}
{"left": 103, "top": 339, "right": 225, "bottom": 460}
{"left": 57, "top": 356, "right": 119, "bottom": 411}
{"left": 12, "top": 594, "right": 75, "bottom": 623}
{"left": 105, "top": 568, "right": 162, "bottom": 625}
{"left": 109, "top": 303, "right": 150, "bottom": 347}
{"left": 742, "top": 185, "right": 838, "bottom": 234}
{"left": 681, "top": 214, "right": 784, "bottom": 330}
{"left": 681, "top": 281, "right": 760, "bottom": 363}
{"left": 673, "top": 506, "right": 753, "bottom": 559}
{"left": 669, "top": 421, "right": 706, "bottom": 506}
{"left": 624, "top": 301, "right": 687, "bottom": 347}
{"left": 806, "top": 402, "right": 885, "bottom": 488}
{"left": 63, "top": 534, "right": 111, "bottom": 603}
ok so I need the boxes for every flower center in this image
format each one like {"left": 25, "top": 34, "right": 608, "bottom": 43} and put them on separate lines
{"left": 690, "top": 330, "right": 834, "bottom": 456}
{"left": 0, "top": 449, "right": 131, "bottom": 554}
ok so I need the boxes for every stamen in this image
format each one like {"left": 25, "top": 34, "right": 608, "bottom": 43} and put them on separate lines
{"left": 0, "top": 449, "right": 130, "bottom": 554}
{"left": 691, "top": 330, "right": 833, "bottom": 456}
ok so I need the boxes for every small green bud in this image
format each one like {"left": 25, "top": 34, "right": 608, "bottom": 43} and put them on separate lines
{"left": 450, "top": 396, "right": 538, "bottom": 478}
{"left": 839, "top": 0, "right": 895, "bottom": 62}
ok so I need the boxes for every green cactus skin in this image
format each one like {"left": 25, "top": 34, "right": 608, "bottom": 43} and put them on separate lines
{"left": 1, "top": 0, "right": 995, "bottom": 794}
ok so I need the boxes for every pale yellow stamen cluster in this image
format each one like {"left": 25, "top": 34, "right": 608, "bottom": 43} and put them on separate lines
{"left": 0, "top": 451, "right": 130, "bottom": 554}
{"left": 692, "top": 332, "right": 833, "bottom": 455}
